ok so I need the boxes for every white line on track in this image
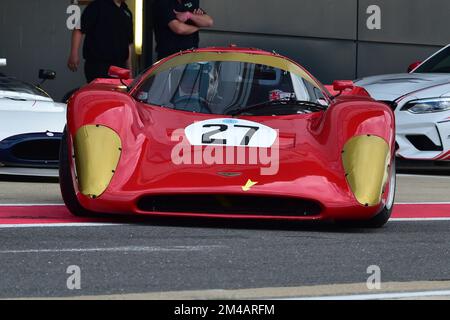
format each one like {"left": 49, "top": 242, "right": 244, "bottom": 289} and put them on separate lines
{"left": 0, "top": 203, "right": 63, "bottom": 206}
{"left": 291, "top": 289, "right": 450, "bottom": 300}
{"left": 1, "top": 218, "right": 450, "bottom": 229}
{"left": 2, "top": 202, "right": 450, "bottom": 206}
{"left": 0, "top": 245, "right": 224, "bottom": 254}
{"left": 395, "top": 202, "right": 450, "bottom": 205}
{"left": 390, "top": 218, "right": 450, "bottom": 222}
{"left": 397, "top": 174, "right": 450, "bottom": 179}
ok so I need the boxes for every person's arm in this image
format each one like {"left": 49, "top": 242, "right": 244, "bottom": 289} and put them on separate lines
{"left": 168, "top": 19, "right": 200, "bottom": 35}
{"left": 67, "top": 29, "right": 83, "bottom": 72}
{"left": 174, "top": 9, "right": 213, "bottom": 28}
{"left": 127, "top": 9, "right": 134, "bottom": 72}
{"left": 68, "top": 2, "right": 98, "bottom": 72}
{"left": 189, "top": 9, "right": 214, "bottom": 28}
{"left": 126, "top": 44, "right": 133, "bottom": 71}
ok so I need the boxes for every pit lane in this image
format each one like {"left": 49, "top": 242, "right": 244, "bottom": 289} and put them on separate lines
{"left": 0, "top": 173, "right": 449, "bottom": 299}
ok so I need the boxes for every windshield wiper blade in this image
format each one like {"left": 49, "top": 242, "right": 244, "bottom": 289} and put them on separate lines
{"left": 4, "top": 96, "right": 28, "bottom": 101}
{"left": 226, "top": 100, "right": 327, "bottom": 116}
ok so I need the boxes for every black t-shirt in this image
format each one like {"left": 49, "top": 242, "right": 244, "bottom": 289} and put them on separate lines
{"left": 81, "top": 0, "right": 133, "bottom": 64}
{"left": 153, "top": 0, "right": 201, "bottom": 59}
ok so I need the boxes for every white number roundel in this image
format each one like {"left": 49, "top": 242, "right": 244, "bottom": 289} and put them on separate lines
{"left": 185, "top": 118, "right": 278, "bottom": 148}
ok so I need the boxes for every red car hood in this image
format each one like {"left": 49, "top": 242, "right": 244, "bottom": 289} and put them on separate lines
{"left": 108, "top": 103, "right": 348, "bottom": 201}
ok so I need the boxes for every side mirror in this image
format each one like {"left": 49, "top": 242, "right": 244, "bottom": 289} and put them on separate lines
{"left": 333, "top": 80, "right": 354, "bottom": 93}
{"left": 0, "top": 58, "right": 6, "bottom": 67}
{"left": 39, "top": 69, "right": 56, "bottom": 80}
{"left": 108, "top": 66, "right": 131, "bottom": 80}
{"left": 407, "top": 61, "right": 422, "bottom": 73}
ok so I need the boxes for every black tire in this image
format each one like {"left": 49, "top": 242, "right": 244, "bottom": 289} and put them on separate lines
{"left": 59, "top": 127, "right": 95, "bottom": 217}
{"left": 363, "top": 161, "right": 396, "bottom": 228}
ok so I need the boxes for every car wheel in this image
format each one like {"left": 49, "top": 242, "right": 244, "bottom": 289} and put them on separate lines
{"left": 363, "top": 161, "right": 396, "bottom": 228}
{"left": 59, "top": 127, "right": 95, "bottom": 217}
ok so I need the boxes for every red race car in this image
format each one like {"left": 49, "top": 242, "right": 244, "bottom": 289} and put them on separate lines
{"left": 60, "top": 47, "right": 396, "bottom": 227}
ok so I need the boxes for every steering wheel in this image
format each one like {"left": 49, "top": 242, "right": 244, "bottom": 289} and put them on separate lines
{"left": 172, "top": 95, "right": 213, "bottom": 114}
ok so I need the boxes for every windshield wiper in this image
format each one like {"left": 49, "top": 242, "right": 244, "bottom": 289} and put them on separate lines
{"left": 225, "top": 100, "right": 327, "bottom": 116}
{"left": 4, "top": 97, "right": 28, "bottom": 101}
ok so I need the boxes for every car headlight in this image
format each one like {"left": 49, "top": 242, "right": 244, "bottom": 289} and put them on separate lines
{"left": 401, "top": 97, "right": 450, "bottom": 114}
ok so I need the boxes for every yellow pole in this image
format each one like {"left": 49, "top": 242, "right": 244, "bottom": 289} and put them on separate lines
{"left": 135, "top": 0, "right": 143, "bottom": 55}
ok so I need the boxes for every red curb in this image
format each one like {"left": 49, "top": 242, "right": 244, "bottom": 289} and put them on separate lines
{"left": 0, "top": 203, "right": 449, "bottom": 225}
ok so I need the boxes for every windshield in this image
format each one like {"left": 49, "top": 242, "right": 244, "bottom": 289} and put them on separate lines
{"left": 133, "top": 60, "right": 327, "bottom": 116}
{"left": 0, "top": 76, "right": 50, "bottom": 98}
{"left": 414, "top": 46, "right": 450, "bottom": 74}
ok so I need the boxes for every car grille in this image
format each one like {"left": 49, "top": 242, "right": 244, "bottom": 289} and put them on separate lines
{"left": 137, "top": 194, "right": 322, "bottom": 217}
{"left": 406, "top": 135, "right": 443, "bottom": 152}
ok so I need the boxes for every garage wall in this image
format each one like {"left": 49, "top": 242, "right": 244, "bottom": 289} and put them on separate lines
{"left": 199, "top": 32, "right": 357, "bottom": 84}
{"left": 202, "top": 0, "right": 357, "bottom": 40}
{"left": 1, "top": 0, "right": 449, "bottom": 100}
{"left": 356, "top": 42, "right": 438, "bottom": 78}
{"left": 196, "top": 0, "right": 358, "bottom": 84}
{"left": 199, "top": 0, "right": 449, "bottom": 83}
{"left": 356, "top": 0, "right": 449, "bottom": 77}
{"left": 0, "top": 0, "right": 86, "bottom": 102}
{"left": 358, "top": 0, "right": 449, "bottom": 46}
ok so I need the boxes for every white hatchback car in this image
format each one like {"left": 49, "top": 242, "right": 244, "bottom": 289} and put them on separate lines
{"left": 356, "top": 44, "right": 450, "bottom": 162}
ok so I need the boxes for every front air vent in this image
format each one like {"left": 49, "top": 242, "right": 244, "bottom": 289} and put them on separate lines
{"left": 406, "top": 135, "right": 443, "bottom": 152}
{"left": 137, "top": 194, "right": 322, "bottom": 217}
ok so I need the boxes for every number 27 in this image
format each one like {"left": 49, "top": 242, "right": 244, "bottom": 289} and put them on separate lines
{"left": 202, "top": 124, "right": 260, "bottom": 146}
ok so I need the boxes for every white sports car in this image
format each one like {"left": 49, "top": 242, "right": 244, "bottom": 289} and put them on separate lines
{"left": 0, "top": 59, "right": 66, "bottom": 177}
{"left": 356, "top": 44, "right": 450, "bottom": 162}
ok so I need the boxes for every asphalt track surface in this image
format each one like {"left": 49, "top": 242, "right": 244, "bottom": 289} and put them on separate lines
{"left": 0, "top": 173, "right": 449, "bottom": 299}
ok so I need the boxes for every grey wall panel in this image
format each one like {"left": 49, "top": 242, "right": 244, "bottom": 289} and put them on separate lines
{"left": 199, "top": 31, "right": 357, "bottom": 84}
{"left": 358, "top": 0, "right": 450, "bottom": 46}
{"left": 0, "top": 0, "right": 86, "bottom": 102}
{"left": 202, "top": 0, "right": 357, "bottom": 40}
{"left": 1, "top": 0, "right": 447, "bottom": 99}
{"left": 357, "top": 42, "right": 441, "bottom": 78}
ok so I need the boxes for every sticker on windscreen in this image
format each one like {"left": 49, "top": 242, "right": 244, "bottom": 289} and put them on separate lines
{"left": 185, "top": 118, "right": 278, "bottom": 147}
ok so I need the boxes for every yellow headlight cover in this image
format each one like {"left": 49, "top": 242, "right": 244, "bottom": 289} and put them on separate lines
{"left": 74, "top": 125, "right": 122, "bottom": 199}
{"left": 342, "top": 135, "right": 391, "bottom": 207}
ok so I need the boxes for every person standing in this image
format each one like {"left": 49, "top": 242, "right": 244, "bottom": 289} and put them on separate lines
{"left": 153, "top": 0, "right": 214, "bottom": 61}
{"left": 67, "top": 0, "right": 134, "bottom": 83}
